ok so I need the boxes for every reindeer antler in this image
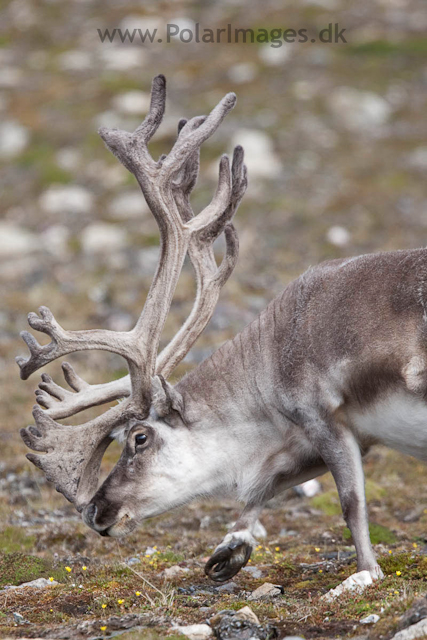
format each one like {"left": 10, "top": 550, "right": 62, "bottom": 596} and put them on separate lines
{"left": 18, "top": 75, "right": 246, "bottom": 507}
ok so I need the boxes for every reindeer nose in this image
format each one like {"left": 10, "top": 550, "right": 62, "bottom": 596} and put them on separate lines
{"left": 83, "top": 502, "right": 97, "bottom": 527}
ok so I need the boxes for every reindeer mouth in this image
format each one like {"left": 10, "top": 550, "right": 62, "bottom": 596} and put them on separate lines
{"left": 102, "top": 513, "right": 136, "bottom": 538}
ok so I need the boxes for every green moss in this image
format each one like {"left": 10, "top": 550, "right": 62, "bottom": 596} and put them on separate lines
{"left": 365, "top": 479, "right": 386, "bottom": 503}
{"left": 346, "top": 38, "right": 427, "bottom": 57}
{"left": 343, "top": 523, "right": 397, "bottom": 545}
{"left": 0, "top": 552, "right": 67, "bottom": 587}
{"left": 0, "top": 526, "right": 36, "bottom": 553}
{"left": 311, "top": 490, "right": 341, "bottom": 516}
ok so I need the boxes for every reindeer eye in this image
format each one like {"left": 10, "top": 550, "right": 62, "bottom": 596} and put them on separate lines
{"left": 135, "top": 433, "right": 147, "bottom": 447}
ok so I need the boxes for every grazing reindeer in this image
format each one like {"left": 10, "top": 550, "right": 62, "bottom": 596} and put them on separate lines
{"left": 18, "top": 75, "right": 427, "bottom": 585}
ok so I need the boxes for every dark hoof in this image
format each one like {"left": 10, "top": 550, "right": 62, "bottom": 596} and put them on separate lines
{"left": 204, "top": 541, "right": 252, "bottom": 583}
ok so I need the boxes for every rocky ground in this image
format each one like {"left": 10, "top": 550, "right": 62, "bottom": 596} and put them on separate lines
{"left": 1, "top": 0, "right": 427, "bottom": 638}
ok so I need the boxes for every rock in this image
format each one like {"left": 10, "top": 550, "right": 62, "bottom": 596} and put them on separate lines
{"left": 294, "top": 478, "right": 321, "bottom": 497}
{"left": 234, "top": 606, "right": 260, "bottom": 625}
{"left": 322, "top": 570, "right": 373, "bottom": 601}
{"left": 126, "top": 556, "right": 141, "bottom": 566}
{"left": 252, "top": 519, "right": 267, "bottom": 538}
{"left": 0, "top": 223, "right": 37, "bottom": 257}
{"left": 112, "top": 91, "right": 151, "bottom": 115}
{"left": 0, "top": 120, "right": 29, "bottom": 158}
{"left": 328, "top": 87, "right": 391, "bottom": 132}
{"left": 326, "top": 226, "right": 351, "bottom": 248}
{"left": 1, "top": 577, "right": 59, "bottom": 594}
{"left": 227, "top": 63, "right": 257, "bottom": 84}
{"left": 211, "top": 609, "right": 278, "bottom": 639}
{"left": 231, "top": 129, "right": 282, "bottom": 179}
{"left": 175, "top": 623, "right": 213, "bottom": 639}
{"left": 99, "top": 47, "right": 146, "bottom": 71}
{"left": 407, "top": 147, "right": 427, "bottom": 171}
{"left": 242, "top": 565, "right": 263, "bottom": 579}
{"left": 248, "top": 582, "right": 282, "bottom": 601}
{"left": 41, "top": 224, "right": 70, "bottom": 257}
{"left": 216, "top": 581, "right": 238, "bottom": 594}
{"left": 58, "top": 50, "right": 92, "bottom": 72}
{"left": 108, "top": 190, "right": 150, "bottom": 220}
{"left": 39, "top": 185, "right": 94, "bottom": 216}
{"left": 258, "top": 43, "right": 293, "bottom": 66}
{"left": 164, "top": 565, "right": 189, "bottom": 579}
{"left": 392, "top": 619, "right": 427, "bottom": 640}
{"left": 360, "top": 614, "right": 380, "bottom": 624}
{"left": 81, "top": 222, "right": 127, "bottom": 254}
{"left": 13, "top": 612, "right": 28, "bottom": 624}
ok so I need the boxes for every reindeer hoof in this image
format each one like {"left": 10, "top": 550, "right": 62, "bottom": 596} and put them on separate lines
{"left": 204, "top": 541, "right": 252, "bottom": 583}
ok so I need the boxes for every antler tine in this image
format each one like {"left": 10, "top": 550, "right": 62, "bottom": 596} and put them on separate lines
{"left": 156, "top": 135, "right": 247, "bottom": 378}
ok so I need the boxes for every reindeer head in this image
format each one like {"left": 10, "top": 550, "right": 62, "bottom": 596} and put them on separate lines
{"left": 17, "top": 76, "right": 247, "bottom": 533}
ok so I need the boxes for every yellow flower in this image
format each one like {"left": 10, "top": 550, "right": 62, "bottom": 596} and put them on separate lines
{"left": 117, "top": 599, "right": 124, "bottom": 605}
{"left": 149, "top": 561, "right": 154, "bottom": 565}
{"left": 319, "top": 569, "right": 323, "bottom": 573}
{"left": 413, "top": 543, "right": 418, "bottom": 549}
{"left": 49, "top": 577, "right": 54, "bottom": 582}
{"left": 396, "top": 571, "right": 401, "bottom": 576}
{"left": 100, "top": 626, "right": 107, "bottom": 632}
{"left": 248, "top": 559, "right": 252, "bottom": 563}
{"left": 101, "top": 604, "right": 107, "bottom": 609}
{"left": 315, "top": 547, "right": 320, "bottom": 552}
{"left": 50, "top": 609, "right": 53, "bottom": 612}
{"left": 388, "top": 550, "right": 392, "bottom": 554}
{"left": 275, "top": 547, "right": 280, "bottom": 552}
{"left": 82, "top": 566, "right": 87, "bottom": 570}
{"left": 394, "top": 590, "right": 399, "bottom": 595}
{"left": 153, "top": 546, "right": 157, "bottom": 550}
{"left": 135, "top": 591, "right": 141, "bottom": 596}
{"left": 65, "top": 566, "right": 72, "bottom": 572}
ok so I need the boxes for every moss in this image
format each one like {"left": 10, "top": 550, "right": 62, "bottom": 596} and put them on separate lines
{"left": 311, "top": 490, "right": 341, "bottom": 516}
{"left": 0, "top": 526, "right": 36, "bottom": 553}
{"left": 345, "top": 38, "right": 427, "bottom": 57}
{"left": 0, "top": 552, "right": 67, "bottom": 587}
{"left": 343, "top": 523, "right": 397, "bottom": 545}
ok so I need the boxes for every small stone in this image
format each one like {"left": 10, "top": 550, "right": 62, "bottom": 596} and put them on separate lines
{"left": 234, "top": 605, "right": 260, "bottom": 625}
{"left": 248, "top": 582, "right": 282, "bottom": 600}
{"left": 81, "top": 222, "right": 127, "bottom": 254}
{"left": 294, "top": 478, "right": 321, "bottom": 498}
{"left": 13, "top": 612, "right": 27, "bottom": 624}
{"left": 231, "top": 129, "right": 282, "bottom": 179}
{"left": 328, "top": 87, "right": 391, "bottom": 132}
{"left": 0, "top": 223, "right": 37, "bottom": 257}
{"left": 216, "top": 581, "right": 238, "bottom": 593}
{"left": 252, "top": 519, "right": 267, "bottom": 538}
{"left": 322, "top": 570, "right": 373, "bottom": 602}
{"left": 407, "top": 147, "right": 427, "bottom": 171}
{"left": 41, "top": 225, "right": 70, "bottom": 257}
{"left": 112, "top": 91, "right": 151, "bottom": 115}
{"left": 227, "top": 62, "right": 257, "bottom": 84}
{"left": 58, "top": 50, "right": 92, "bottom": 72}
{"left": 175, "top": 623, "right": 212, "bottom": 639}
{"left": 126, "top": 556, "right": 141, "bottom": 566}
{"left": 258, "top": 43, "right": 293, "bottom": 66}
{"left": 242, "top": 565, "right": 263, "bottom": 579}
{"left": 360, "top": 614, "right": 380, "bottom": 624}
{"left": 99, "top": 47, "right": 146, "bottom": 71}
{"left": 326, "top": 226, "right": 351, "bottom": 248}
{"left": 39, "top": 185, "right": 94, "bottom": 216}
{"left": 164, "top": 565, "right": 189, "bottom": 579}
{"left": 0, "top": 120, "right": 29, "bottom": 158}
{"left": 108, "top": 190, "right": 149, "bottom": 219}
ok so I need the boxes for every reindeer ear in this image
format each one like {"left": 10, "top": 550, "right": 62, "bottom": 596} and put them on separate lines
{"left": 151, "top": 375, "right": 185, "bottom": 420}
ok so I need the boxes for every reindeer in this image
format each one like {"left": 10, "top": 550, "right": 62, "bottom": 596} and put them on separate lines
{"left": 17, "top": 74, "right": 427, "bottom": 585}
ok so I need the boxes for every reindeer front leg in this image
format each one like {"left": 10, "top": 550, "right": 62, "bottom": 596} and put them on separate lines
{"left": 305, "top": 414, "right": 383, "bottom": 581}
{"left": 204, "top": 503, "right": 263, "bottom": 582}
